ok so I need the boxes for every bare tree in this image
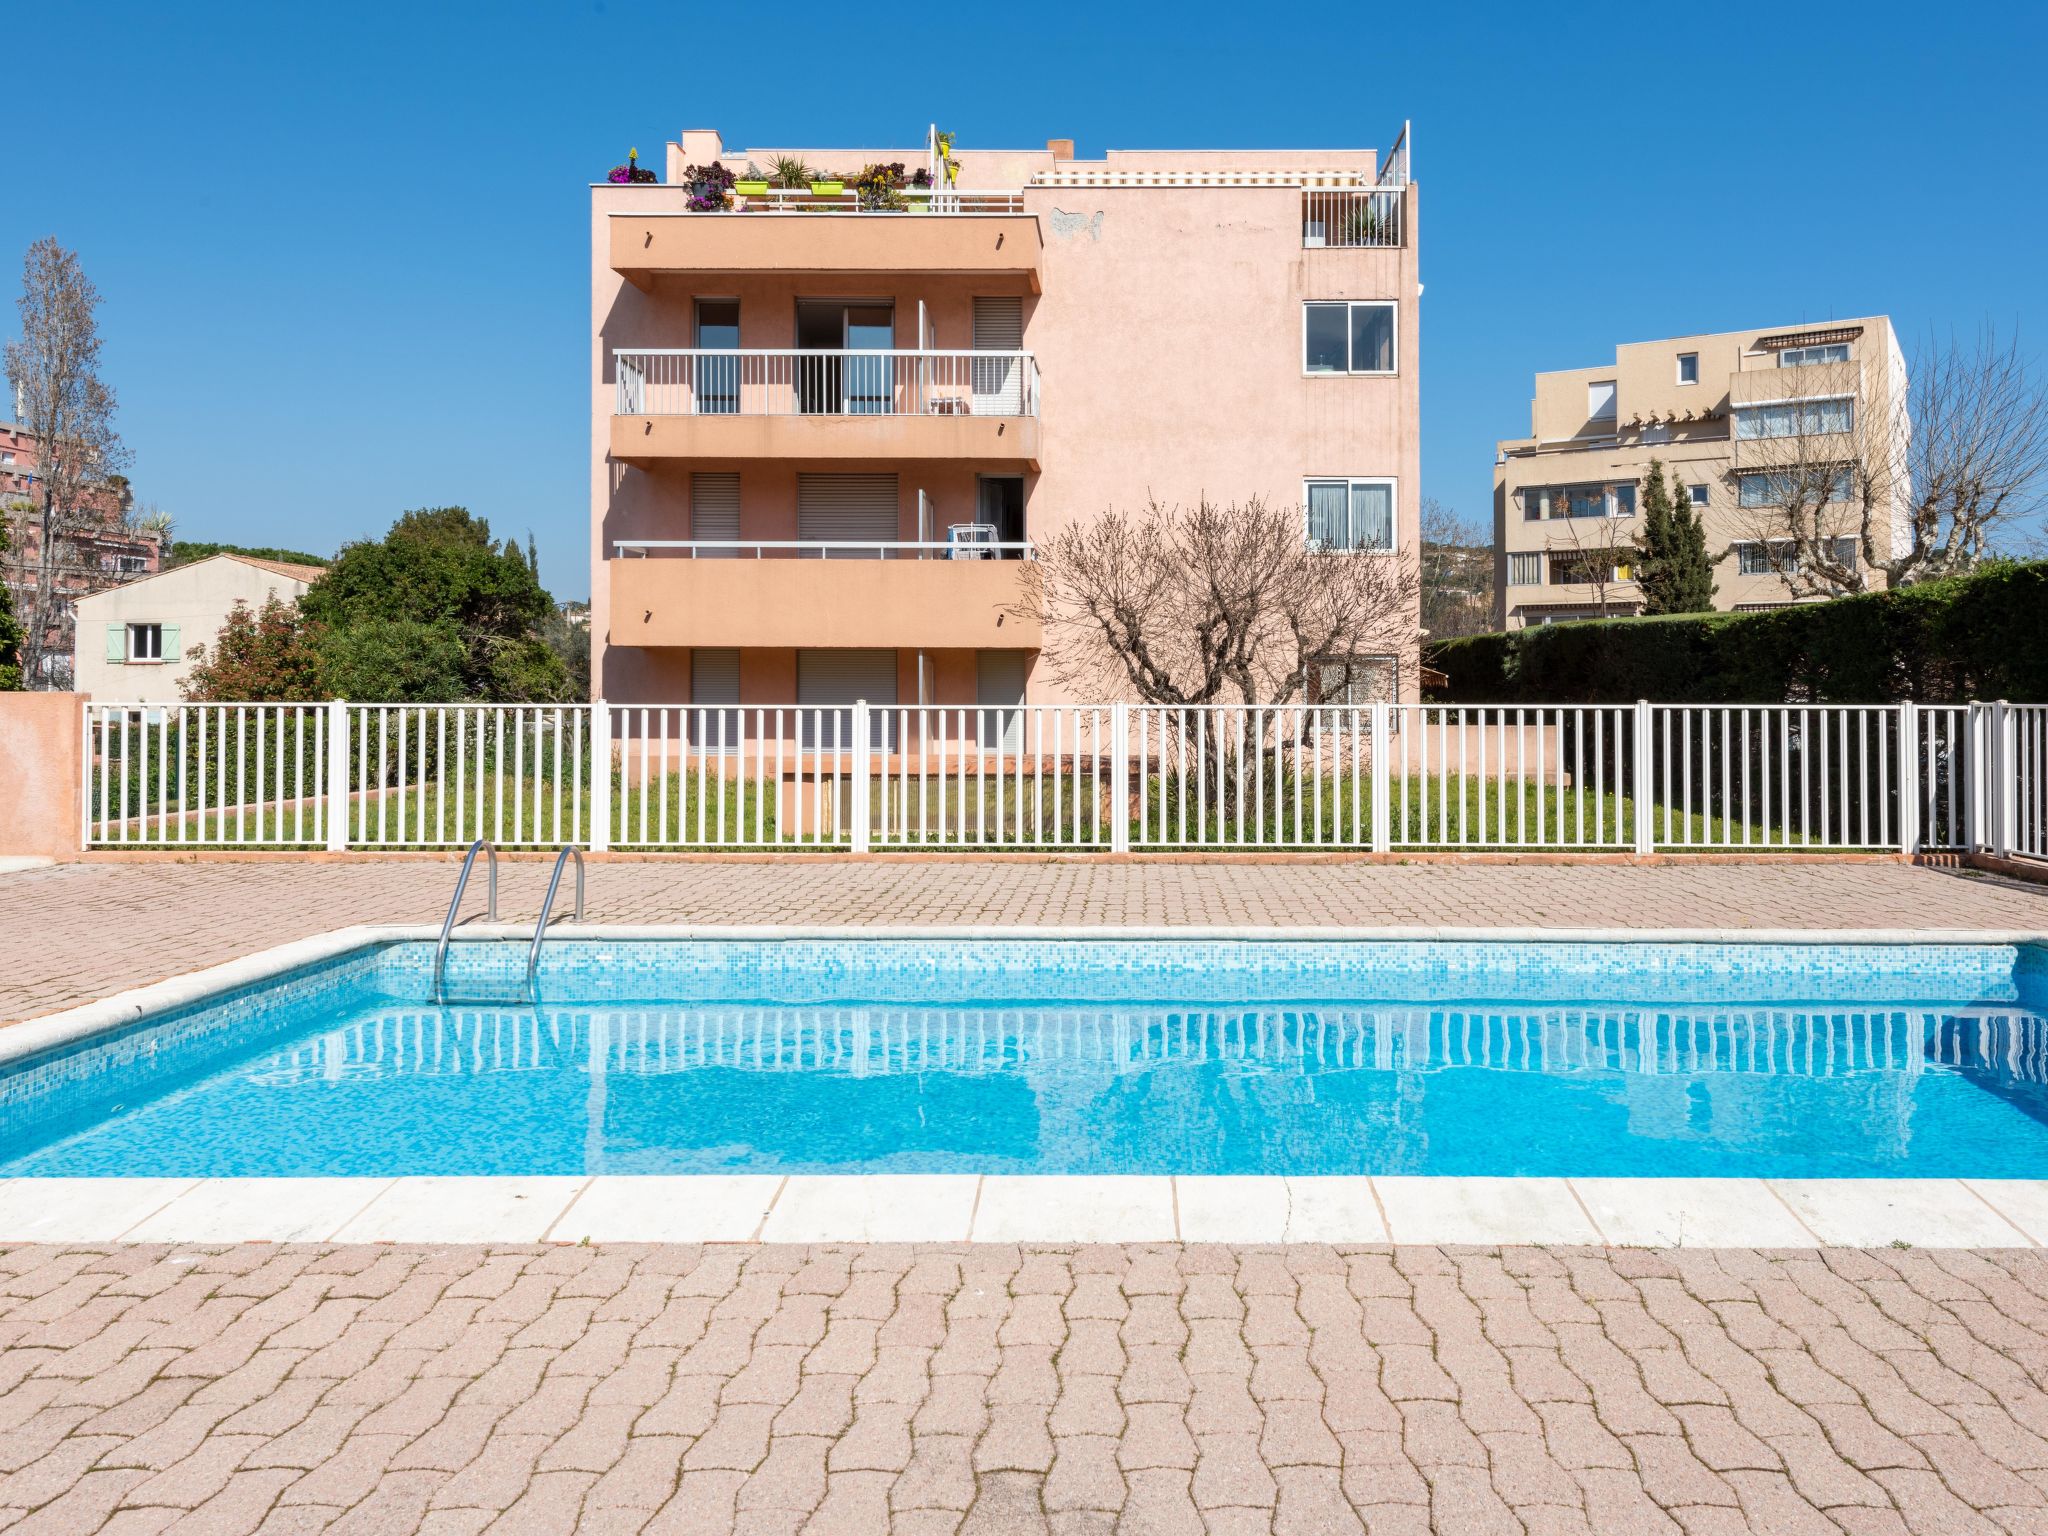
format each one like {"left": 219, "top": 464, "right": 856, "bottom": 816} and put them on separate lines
{"left": 1418, "top": 497, "right": 1495, "bottom": 639}
{"left": 1549, "top": 515, "right": 1638, "bottom": 617}
{"left": 1735, "top": 329, "right": 2048, "bottom": 598}
{"left": 3, "top": 239, "right": 130, "bottom": 686}
{"left": 1017, "top": 495, "right": 1418, "bottom": 707}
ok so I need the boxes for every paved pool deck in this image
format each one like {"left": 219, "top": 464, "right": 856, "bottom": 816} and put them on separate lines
{"left": 7, "top": 859, "right": 2048, "bottom": 1530}
{"left": 6, "top": 857, "right": 2048, "bottom": 1026}
{"left": 9, "top": 1239, "right": 2048, "bottom": 1535}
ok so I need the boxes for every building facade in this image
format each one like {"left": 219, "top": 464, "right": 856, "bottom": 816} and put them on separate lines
{"left": 1492, "top": 318, "right": 1906, "bottom": 628}
{"left": 590, "top": 126, "right": 1421, "bottom": 718}
{"left": 73, "top": 554, "right": 324, "bottom": 704}
{"left": 1, "top": 420, "right": 164, "bottom": 683}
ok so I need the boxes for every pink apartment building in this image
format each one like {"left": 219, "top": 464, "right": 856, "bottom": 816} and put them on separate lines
{"left": 590, "top": 126, "right": 1421, "bottom": 720}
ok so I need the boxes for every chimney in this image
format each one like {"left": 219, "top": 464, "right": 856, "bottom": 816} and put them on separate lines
{"left": 1047, "top": 138, "right": 1074, "bottom": 161}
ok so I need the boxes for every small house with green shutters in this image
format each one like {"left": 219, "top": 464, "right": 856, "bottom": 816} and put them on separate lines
{"left": 72, "top": 553, "right": 324, "bottom": 704}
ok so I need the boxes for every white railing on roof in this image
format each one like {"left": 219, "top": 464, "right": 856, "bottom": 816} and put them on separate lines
{"left": 614, "top": 348, "right": 1038, "bottom": 419}
{"left": 1302, "top": 189, "right": 1403, "bottom": 249}
{"left": 82, "top": 699, "right": 2039, "bottom": 856}
{"left": 718, "top": 187, "right": 1024, "bottom": 214}
{"left": 1378, "top": 120, "right": 1411, "bottom": 187}
{"left": 612, "top": 539, "right": 1035, "bottom": 560}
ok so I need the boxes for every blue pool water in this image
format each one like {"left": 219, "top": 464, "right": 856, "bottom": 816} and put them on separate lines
{"left": 4, "top": 940, "right": 2048, "bottom": 1179}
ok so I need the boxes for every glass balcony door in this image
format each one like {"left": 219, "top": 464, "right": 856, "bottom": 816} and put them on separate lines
{"left": 794, "top": 301, "right": 896, "bottom": 416}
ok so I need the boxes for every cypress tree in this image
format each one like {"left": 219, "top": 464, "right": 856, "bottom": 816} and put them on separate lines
{"left": 1634, "top": 459, "right": 1717, "bottom": 614}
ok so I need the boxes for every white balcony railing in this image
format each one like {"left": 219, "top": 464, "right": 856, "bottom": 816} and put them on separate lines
{"left": 720, "top": 187, "right": 1025, "bottom": 214}
{"left": 613, "top": 539, "right": 1035, "bottom": 560}
{"left": 1302, "top": 189, "right": 1403, "bottom": 249}
{"left": 615, "top": 348, "right": 1040, "bottom": 419}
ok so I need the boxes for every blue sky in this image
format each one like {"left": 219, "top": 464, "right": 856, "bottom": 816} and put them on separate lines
{"left": 7, "top": 0, "right": 2045, "bottom": 599}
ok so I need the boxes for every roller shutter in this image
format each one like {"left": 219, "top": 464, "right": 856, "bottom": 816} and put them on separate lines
{"left": 691, "top": 473, "right": 740, "bottom": 556}
{"left": 971, "top": 298, "right": 1024, "bottom": 415}
{"left": 689, "top": 647, "right": 743, "bottom": 751}
{"left": 797, "top": 649, "right": 899, "bottom": 749}
{"left": 797, "top": 473, "right": 899, "bottom": 553}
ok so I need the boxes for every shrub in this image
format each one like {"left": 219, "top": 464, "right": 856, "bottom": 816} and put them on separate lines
{"left": 1428, "top": 560, "right": 2048, "bottom": 704}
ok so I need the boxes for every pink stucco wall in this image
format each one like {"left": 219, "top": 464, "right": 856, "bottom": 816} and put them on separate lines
{"left": 0, "top": 692, "right": 84, "bottom": 859}
{"left": 591, "top": 138, "right": 1421, "bottom": 708}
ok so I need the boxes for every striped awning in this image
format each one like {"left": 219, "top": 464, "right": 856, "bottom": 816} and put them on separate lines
{"left": 1757, "top": 326, "right": 1864, "bottom": 351}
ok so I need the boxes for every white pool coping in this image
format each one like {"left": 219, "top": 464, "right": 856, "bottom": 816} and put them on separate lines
{"left": 1, "top": 1173, "right": 2045, "bottom": 1248}
{"left": 4, "top": 922, "right": 2046, "bottom": 1249}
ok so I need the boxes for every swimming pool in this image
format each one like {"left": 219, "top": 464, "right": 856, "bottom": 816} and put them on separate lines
{"left": 5, "top": 937, "right": 2047, "bottom": 1180}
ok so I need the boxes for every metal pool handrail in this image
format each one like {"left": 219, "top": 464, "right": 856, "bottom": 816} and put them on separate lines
{"left": 527, "top": 845, "right": 586, "bottom": 994}
{"left": 432, "top": 838, "right": 498, "bottom": 1003}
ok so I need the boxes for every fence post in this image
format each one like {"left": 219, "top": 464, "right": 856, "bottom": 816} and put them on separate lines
{"left": 588, "top": 700, "right": 611, "bottom": 853}
{"left": 1110, "top": 703, "right": 1131, "bottom": 853}
{"left": 1632, "top": 700, "right": 1654, "bottom": 856}
{"left": 1996, "top": 699, "right": 2015, "bottom": 858}
{"left": 1370, "top": 702, "right": 1391, "bottom": 853}
{"left": 850, "top": 701, "right": 871, "bottom": 854}
{"left": 324, "top": 700, "right": 349, "bottom": 852}
{"left": 1896, "top": 701, "right": 1919, "bottom": 856}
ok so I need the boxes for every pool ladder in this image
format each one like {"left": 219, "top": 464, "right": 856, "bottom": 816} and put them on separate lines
{"left": 430, "top": 839, "right": 584, "bottom": 1004}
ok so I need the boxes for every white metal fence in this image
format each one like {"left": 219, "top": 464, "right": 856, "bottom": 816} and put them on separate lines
{"left": 614, "top": 348, "right": 1039, "bottom": 419}
{"left": 1301, "top": 189, "right": 1403, "bottom": 248}
{"left": 82, "top": 699, "right": 2045, "bottom": 856}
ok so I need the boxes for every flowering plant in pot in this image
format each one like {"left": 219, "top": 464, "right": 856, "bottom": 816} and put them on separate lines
{"left": 682, "top": 162, "right": 736, "bottom": 212}
{"left": 854, "top": 162, "right": 908, "bottom": 210}
{"left": 607, "top": 147, "right": 657, "bottom": 184}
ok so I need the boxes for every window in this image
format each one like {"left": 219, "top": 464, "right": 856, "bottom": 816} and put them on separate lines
{"left": 1588, "top": 380, "right": 1617, "bottom": 420}
{"left": 1735, "top": 397, "right": 1853, "bottom": 439}
{"left": 1676, "top": 352, "right": 1699, "bottom": 385}
{"left": 1642, "top": 424, "right": 1672, "bottom": 445}
{"left": 1549, "top": 551, "right": 1626, "bottom": 586}
{"left": 1736, "top": 468, "right": 1854, "bottom": 508}
{"left": 116, "top": 554, "right": 148, "bottom": 574}
{"left": 1304, "top": 478, "right": 1395, "bottom": 552}
{"left": 1309, "top": 655, "right": 1397, "bottom": 706}
{"left": 1779, "top": 342, "right": 1851, "bottom": 367}
{"left": 1611, "top": 483, "right": 1636, "bottom": 518}
{"left": 1521, "top": 489, "right": 1543, "bottom": 522}
{"left": 1688, "top": 484, "right": 1710, "bottom": 509}
{"left": 1303, "top": 302, "right": 1397, "bottom": 375}
{"left": 1508, "top": 552, "right": 1542, "bottom": 586}
{"left": 1523, "top": 484, "right": 1634, "bottom": 520}
{"left": 1737, "top": 540, "right": 1796, "bottom": 576}
{"left": 127, "top": 623, "right": 163, "bottom": 662}
{"left": 1831, "top": 536, "right": 1859, "bottom": 569}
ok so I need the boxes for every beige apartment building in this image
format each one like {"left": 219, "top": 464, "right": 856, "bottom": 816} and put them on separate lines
{"left": 73, "top": 554, "right": 324, "bottom": 704}
{"left": 591, "top": 125, "right": 1422, "bottom": 720}
{"left": 1492, "top": 318, "right": 1906, "bottom": 628}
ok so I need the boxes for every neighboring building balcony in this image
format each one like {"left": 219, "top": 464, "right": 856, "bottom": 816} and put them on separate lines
{"left": 611, "top": 349, "right": 1042, "bottom": 466}
{"left": 1300, "top": 188, "right": 1404, "bottom": 248}
{"left": 609, "top": 539, "right": 1041, "bottom": 651}
{"left": 610, "top": 194, "right": 1041, "bottom": 291}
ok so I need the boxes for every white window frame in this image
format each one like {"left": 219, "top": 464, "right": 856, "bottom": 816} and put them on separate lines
{"left": 1587, "top": 379, "right": 1618, "bottom": 420}
{"left": 1688, "top": 484, "right": 1710, "bottom": 508}
{"left": 127, "top": 623, "right": 163, "bottom": 663}
{"left": 1302, "top": 476, "right": 1397, "bottom": 553}
{"left": 1734, "top": 395, "right": 1855, "bottom": 440}
{"left": 1779, "top": 341, "right": 1851, "bottom": 368}
{"left": 1301, "top": 301, "right": 1399, "bottom": 378}
{"left": 1507, "top": 552, "right": 1542, "bottom": 586}
{"left": 1676, "top": 352, "right": 1699, "bottom": 385}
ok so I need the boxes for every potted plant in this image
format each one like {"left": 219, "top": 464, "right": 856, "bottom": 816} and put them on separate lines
{"left": 734, "top": 161, "right": 770, "bottom": 197}
{"left": 682, "top": 162, "right": 736, "bottom": 212}
{"left": 768, "top": 154, "right": 813, "bottom": 189}
{"left": 854, "top": 162, "right": 908, "bottom": 211}
{"left": 606, "top": 147, "right": 657, "bottom": 184}
{"left": 809, "top": 170, "right": 846, "bottom": 198}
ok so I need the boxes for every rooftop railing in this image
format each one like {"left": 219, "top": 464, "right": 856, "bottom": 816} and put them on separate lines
{"left": 615, "top": 348, "right": 1040, "bottom": 419}
{"left": 614, "top": 539, "right": 1035, "bottom": 560}
{"left": 1302, "top": 188, "right": 1403, "bottom": 248}
{"left": 720, "top": 187, "right": 1025, "bottom": 214}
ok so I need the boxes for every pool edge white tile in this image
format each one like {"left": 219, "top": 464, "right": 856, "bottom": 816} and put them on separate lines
{"left": 0, "top": 1177, "right": 200, "bottom": 1242}
{"left": 762, "top": 1176, "right": 979, "bottom": 1243}
{"left": 1771, "top": 1179, "right": 2034, "bottom": 1248}
{"left": 330, "top": 1177, "right": 590, "bottom": 1244}
{"left": 1570, "top": 1178, "right": 1819, "bottom": 1248}
{"left": 549, "top": 1176, "right": 785, "bottom": 1244}
{"left": 124, "top": 1178, "right": 398, "bottom": 1244}
{"left": 1374, "top": 1177, "right": 1604, "bottom": 1246}
{"left": 973, "top": 1176, "right": 1178, "bottom": 1243}
{"left": 1175, "top": 1177, "right": 1386, "bottom": 1243}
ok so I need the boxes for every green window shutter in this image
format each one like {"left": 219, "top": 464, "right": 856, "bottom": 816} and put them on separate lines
{"left": 162, "top": 624, "right": 181, "bottom": 661}
{"left": 106, "top": 624, "right": 127, "bottom": 663}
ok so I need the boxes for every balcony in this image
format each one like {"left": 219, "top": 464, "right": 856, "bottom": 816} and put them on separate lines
{"left": 611, "top": 349, "right": 1042, "bottom": 467}
{"left": 1300, "top": 188, "right": 1404, "bottom": 248}
{"left": 609, "top": 540, "right": 1041, "bottom": 651}
{"left": 610, "top": 191, "right": 1041, "bottom": 291}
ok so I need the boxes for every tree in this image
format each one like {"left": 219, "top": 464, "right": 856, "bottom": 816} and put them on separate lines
{"left": 1736, "top": 328, "right": 2048, "bottom": 597}
{"left": 0, "top": 519, "right": 22, "bottom": 690}
{"left": 180, "top": 596, "right": 324, "bottom": 702}
{"left": 3, "top": 239, "right": 131, "bottom": 686}
{"left": 1418, "top": 497, "right": 1495, "bottom": 640}
{"left": 299, "top": 507, "right": 571, "bottom": 701}
{"left": 1018, "top": 495, "right": 1418, "bottom": 706}
{"left": 1632, "top": 458, "right": 1717, "bottom": 613}
{"left": 1549, "top": 515, "right": 1637, "bottom": 618}
{"left": 168, "top": 541, "right": 330, "bottom": 570}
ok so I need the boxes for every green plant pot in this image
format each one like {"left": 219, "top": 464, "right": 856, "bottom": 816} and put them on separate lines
{"left": 734, "top": 180, "right": 769, "bottom": 196}
{"left": 809, "top": 181, "right": 845, "bottom": 197}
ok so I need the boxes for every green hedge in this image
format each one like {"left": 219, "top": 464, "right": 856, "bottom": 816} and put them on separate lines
{"left": 1428, "top": 560, "right": 2048, "bottom": 704}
